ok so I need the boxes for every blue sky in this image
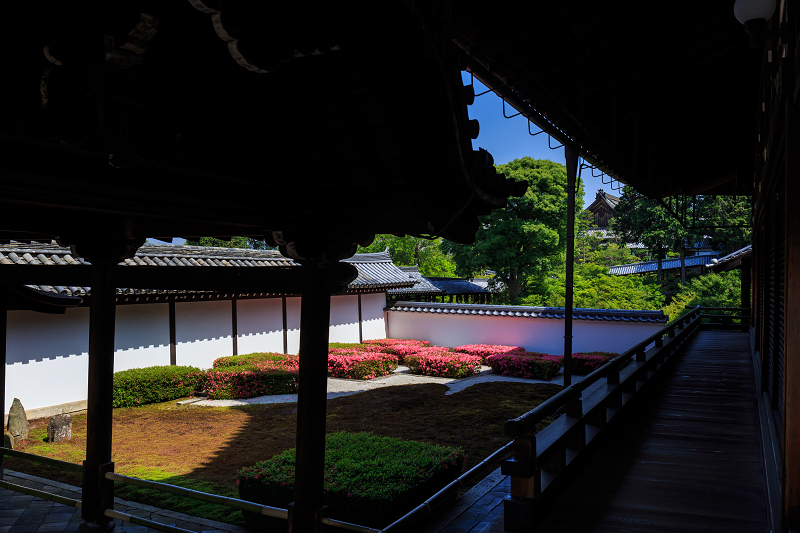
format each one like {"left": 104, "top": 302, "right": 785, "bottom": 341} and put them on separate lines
{"left": 150, "top": 77, "right": 611, "bottom": 246}
{"left": 462, "top": 73, "right": 617, "bottom": 210}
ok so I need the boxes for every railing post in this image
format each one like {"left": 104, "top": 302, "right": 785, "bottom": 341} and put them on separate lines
{"left": 502, "top": 432, "right": 539, "bottom": 532}
{"left": 635, "top": 348, "right": 646, "bottom": 362}
{"left": 655, "top": 334, "right": 663, "bottom": 348}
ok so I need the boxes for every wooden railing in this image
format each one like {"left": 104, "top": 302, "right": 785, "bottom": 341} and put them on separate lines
{"left": 500, "top": 306, "right": 706, "bottom": 531}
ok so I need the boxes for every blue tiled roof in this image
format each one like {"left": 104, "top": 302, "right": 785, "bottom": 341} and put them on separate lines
{"left": 608, "top": 253, "right": 718, "bottom": 276}
{"left": 386, "top": 301, "right": 666, "bottom": 322}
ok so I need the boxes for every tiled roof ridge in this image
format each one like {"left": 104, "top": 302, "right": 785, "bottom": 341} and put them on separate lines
{"left": 386, "top": 300, "right": 666, "bottom": 322}
{"left": 0, "top": 242, "right": 392, "bottom": 264}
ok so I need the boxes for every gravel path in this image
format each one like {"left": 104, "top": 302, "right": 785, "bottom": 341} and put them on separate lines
{"left": 192, "top": 366, "right": 597, "bottom": 407}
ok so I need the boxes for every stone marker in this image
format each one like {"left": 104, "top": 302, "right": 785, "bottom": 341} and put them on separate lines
{"left": 3, "top": 431, "right": 15, "bottom": 450}
{"left": 7, "top": 398, "right": 29, "bottom": 441}
{"left": 48, "top": 414, "right": 73, "bottom": 443}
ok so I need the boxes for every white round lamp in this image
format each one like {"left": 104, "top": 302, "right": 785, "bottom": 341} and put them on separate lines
{"left": 734, "top": 0, "right": 776, "bottom": 25}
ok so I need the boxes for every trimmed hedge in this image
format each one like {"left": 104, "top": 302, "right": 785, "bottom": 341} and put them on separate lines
{"left": 204, "top": 361, "right": 299, "bottom": 400}
{"left": 328, "top": 349, "right": 398, "bottom": 380}
{"left": 112, "top": 366, "right": 203, "bottom": 408}
{"left": 237, "top": 432, "right": 464, "bottom": 530}
{"left": 486, "top": 352, "right": 563, "bottom": 380}
{"left": 212, "top": 352, "right": 292, "bottom": 368}
{"left": 570, "top": 352, "right": 618, "bottom": 375}
{"left": 405, "top": 348, "right": 482, "bottom": 378}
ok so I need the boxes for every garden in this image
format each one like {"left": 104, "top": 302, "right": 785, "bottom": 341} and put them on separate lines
{"left": 8, "top": 340, "right": 617, "bottom": 530}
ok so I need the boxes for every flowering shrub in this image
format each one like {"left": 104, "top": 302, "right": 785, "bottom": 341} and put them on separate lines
{"left": 361, "top": 339, "right": 431, "bottom": 363}
{"left": 237, "top": 432, "right": 464, "bottom": 530}
{"left": 453, "top": 344, "right": 525, "bottom": 364}
{"left": 570, "top": 352, "right": 617, "bottom": 375}
{"left": 328, "top": 349, "right": 398, "bottom": 380}
{"left": 204, "top": 358, "right": 299, "bottom": 400}
{"left": 405, "top": 348, "right": 482, "bottom": 378}
{"left": 486, "top": 352, "right": 563, "bottom": 380}
{"left": 113, "top": 366, "right": 204, "bottom": 407}
{"left": 213, "top": 352, "right": 292, "bottom": 368}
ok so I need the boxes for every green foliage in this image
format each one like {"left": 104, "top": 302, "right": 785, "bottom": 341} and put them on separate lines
{"left": 663, "top": 271, "right": 741, "bottom": 322}
{"left": 610, "top": 186, "right": 686, "bottom": 280}
{"left": 237, "top": 432, "right": 464, "bottom": 529}
{"left": 575, "top": 211, "right": 604, "bottom": 264}
{"left": 185, "top": 236, "right": 271, "bottom": 250}
{"left": 112, "top": 366, "right": 203, "bottom": 408}
{"left": 587, "top": 243, "right": 639, "bottom": 268}
{"left": 693, "top": 195, "right": 751, "bottom": 254}
{"left": 212, "top": 352, "right": 291, "bottom": 368}
{"left": 328, "top": 342, "right": 365, "bottom": 350}
{"left": 516, "top": 264, "right": 664, "bottom": 310}
{"left": 358, "top": 235, "right": 456, "bottom": 276}
{"left": 443, "top": 158, "right": 582, "bottom": 300}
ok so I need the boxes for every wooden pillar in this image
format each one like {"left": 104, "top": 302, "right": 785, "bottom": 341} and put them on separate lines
{"left": 0, "top": 309, "right": 6, "bottom": 481}
{"left": 231, "top": 299, "right": 238, "bottom": 356}
{"left": 290, "top": 265, "right": 332, "bottom": 533}
{"left": 282, "top": 297, "right": 288, "bottom": 355}
{"left": 564, "top": 143, "right": 579, "bottom": 386}
{"left": 783, "top": 36, "right": 800, "bottom": 526}
{"left": 168, "top": 301, "right": 176, "bottom": 365}
{"left": 742, "top": 257, "right": 752, "bottom": 320}
{"left": 357, "top": 294, "right": 363, "bottom": 343}
{"left": 81, "top": 261, "right": 117, "bottom": 533}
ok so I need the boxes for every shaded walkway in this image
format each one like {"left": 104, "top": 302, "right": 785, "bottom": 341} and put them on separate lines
{"left": 427, "top": 330, "right": 769, "bottom": 533}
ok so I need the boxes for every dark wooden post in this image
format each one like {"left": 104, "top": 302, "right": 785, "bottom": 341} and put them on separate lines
{"left": 742, "top": 256, "right": 752, "bottom": 325}
{"left": 564, "top": 143, "right": 579, "bottom": 386}
{"left": 81, "top": 260, "right": 117, "bottom": 533}
{"left": 231, "top": 299, "right": 238, "bottom": 356}
{"left": 783, "top": 26, "right": 800, "bottom": 525}
{"left": 168, "top": 301, "right": 176, "bottom": 365}
{"left": 290, "top": 265, "right": 333, "bottom": 533}
{"left": 0, "top": 309, "right": 6, "bottom": 481}
{"left": 357, "top": 294, "right": 363, "bottom": 343}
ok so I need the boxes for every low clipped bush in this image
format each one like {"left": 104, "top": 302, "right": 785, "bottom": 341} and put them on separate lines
{"left": 362, "top": 339, "right": 431, "bottom": 363}
{"left": 570, "top": 352, "right": 618, "bottom": 375}
{"left": 237, "top": 432, "right": 464, "bottom": 530}
{"left": 328, "top": 342, "right": 365, "bottom": 350}
{"left": 113, "top": 366, "right": 203, "bottom": 407}
{"left": 405, "top": 348, "right": 482, "bottom": 378}
{"left": 205, "top": 359, "right": 299, "bottom": 400}
{"left": 453, "top": 344, "right": 525, "bottom": 364}
{"left": 328, "top": 349, "right": 398, "bottom": 380}
{"left": 486, "top": 352, "right": 563, "bottom": 380}
{"left": 213, "top": 352, "right": 292, "bottom": 368}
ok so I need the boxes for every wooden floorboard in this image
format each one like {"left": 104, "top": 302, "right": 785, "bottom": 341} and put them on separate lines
{"left": 534, "top": 330, "right": 769, "bottom": 533}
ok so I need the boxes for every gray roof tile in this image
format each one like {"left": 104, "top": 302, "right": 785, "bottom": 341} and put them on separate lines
{"left": 608, "top": 253, "right": 718, "bottom": 276}
{"left": 386, "top": 301, "right": 666, "bottom": 323}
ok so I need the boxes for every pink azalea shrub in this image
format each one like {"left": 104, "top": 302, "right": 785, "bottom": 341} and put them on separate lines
{"left": 569, "top": 352, "right": 618, "bottom": 375}
{"left": 328, "top": 349, "right": 399, "bottom": 380}
{"left": 453, "top": 344, "right": 525, "bottom": 364}
{"left": 204, "top": 358, "right": 299, "bottom": 400}
{"left": 486, "top": 352, "right": 563, "bottom": 380}
{"left": 362, "top": 339, "right": 431, "bottom": 363}
{"left": 405, "top": 348, "right": 482, "bottom": 379}
{"left": 213, "top": 352, "right": 291, "bottom": 368}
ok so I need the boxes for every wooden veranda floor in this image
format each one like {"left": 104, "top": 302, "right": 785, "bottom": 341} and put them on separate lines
{"left": 533, "top": 329, "right": 768, "bottom": 533}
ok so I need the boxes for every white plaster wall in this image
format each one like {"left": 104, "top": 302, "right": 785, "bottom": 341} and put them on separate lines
{"left": 361, "top": 293, "right": 388, "bottom": 340}
{"left": 285, "top": 297, "right": 301, "bottom": 355}
{"left": 386, "top": 311, "right": 664, "bottom": 354}
{"left": 329, "top": 295, "right": 360, "bottom": 343}
{"left": 236, "top": 298, "right": 285, "bottom": 354}
{"left": 114, "top": 303, "right": 171, "bottom": 371}
{"left": 6, "top": 308, "right": 90, "bottom": 411}
{"left": 175, "top": 300, "right": 233, "bottom": 368}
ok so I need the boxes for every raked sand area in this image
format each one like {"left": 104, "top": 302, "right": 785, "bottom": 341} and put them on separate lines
{"left": 190, "top": 366, "right": 597, "bottom": 407}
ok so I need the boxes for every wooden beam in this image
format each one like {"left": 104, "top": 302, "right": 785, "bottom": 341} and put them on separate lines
{"left": 0, "top": 309, "right": 5, "bottom": 481}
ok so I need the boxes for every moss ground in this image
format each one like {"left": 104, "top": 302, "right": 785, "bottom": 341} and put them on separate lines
{"left": 7, "top": 381, "right": 561, "bottom": 526}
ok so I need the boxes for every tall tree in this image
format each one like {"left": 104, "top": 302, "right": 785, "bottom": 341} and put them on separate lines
{"left": 442, "top": 157, "right": 580, "bottom": 301}
{"left": 693, "top": 195, "right": 751, "bottom": 254}
{"left": 358, "top": 235, "right": 456, "bottom": 277}
{"left": 610, "top": 186, "right": 686, "bottom": 282}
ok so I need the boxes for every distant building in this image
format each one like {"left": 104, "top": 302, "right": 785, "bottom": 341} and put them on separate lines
{"left": 584, "top": 189, "right": 620, "bottom": 228}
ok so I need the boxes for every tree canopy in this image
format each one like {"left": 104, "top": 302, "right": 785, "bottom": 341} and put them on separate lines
{"left": 184, "top": 237, "right": 271, "bottom": 249}
{"left": 442, "top": 157, "right": 580, "bottom": 300}
{"left": 357, "top": 235, "right": 456, "bottom": 277}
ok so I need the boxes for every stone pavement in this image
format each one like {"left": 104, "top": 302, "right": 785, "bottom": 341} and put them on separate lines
{"left": 0, "top": 470, "right": 248, "bottom": 533}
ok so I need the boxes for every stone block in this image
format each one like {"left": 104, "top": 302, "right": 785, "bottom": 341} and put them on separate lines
{"left": 2, "top": 432, "right": 16, "bottom": 450}
{"left": 47, "top": 414, "right": 72, "bottom": 443}
{"left": 6, "top": 399, "right": 28, "bottom": 441}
